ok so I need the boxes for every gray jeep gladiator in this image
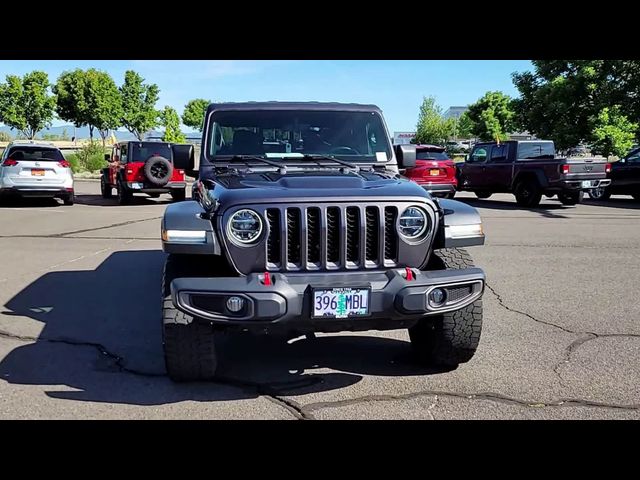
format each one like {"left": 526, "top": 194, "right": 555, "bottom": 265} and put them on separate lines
{"left": 161, "top": 102, "right": 487, "bottom": 381}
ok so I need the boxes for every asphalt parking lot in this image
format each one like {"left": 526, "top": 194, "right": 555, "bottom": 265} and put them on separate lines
{"left": 0, "top": 181, "right": 639, "bottom": 419}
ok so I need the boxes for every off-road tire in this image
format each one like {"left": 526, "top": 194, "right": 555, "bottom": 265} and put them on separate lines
{"left": 100, "top": 172, "right": 112, "bottom": 199}
{"left": 162, "top": 254, "right": 218, "bottom": 382}
{"left": 514, "top": 179, "right": 542, "bottom": 207}
{"left": 409, "top": 248, "right": 483, "bottom": 367}
{"left": 171, "top": 188, "right": 186, "bottom": 202}
{"left": 632, "top": 193, "right": 640, "bottom": 201}
{"left": 117, "top": 180, "right": 132, "bottom": 205}
{"left": 558, "top": 190, "right": 583, "bottom": 206}
{"left": 63, "top": 195, "right": 74, "bottom": 206}
{"left": 588, "top": 187, "right": 610, "bottom": 201}
{"left": 144, "top": 156, "right": 173, "bottom": 187}
{"left": 474, "top": 191, "right": 492, "bottom": 199}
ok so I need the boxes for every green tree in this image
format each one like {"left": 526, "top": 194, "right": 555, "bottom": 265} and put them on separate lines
{"left": 160, "top": 106, "right": 186, "bottom": 143}
{"left": 85, "top": 69, "right": 123, "bottom": 147}
{"left": 466, "top": 91, "right": 515, "bottom": 142}
{"left": 0, "top": 71, "right": 56, "bottom": 139}
{"left": 0, "top": 131, "right": 12, "bottom": 142}
{"left": 414, "top": 96, "right": 454, "bottom": 145}
{"left": 182, "top": 98, "right": 210, "bottom": 131}
{"left": 512, "top": 61, "right": 640, "bottom": 150}
{"left": 455, "top": 111, "right": 474, "bottom": 139}
{"left": 119, "top": 70, "right": 160, "bottom": 140}
{"left": 591, "top": 106, "right": 638, "bottom": 157}
{"left": 53, "top": 69, "right": 90, "bottom": 138}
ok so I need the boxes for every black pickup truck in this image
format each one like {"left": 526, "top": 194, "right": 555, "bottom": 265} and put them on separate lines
{"left": 456, "top": 140, "right": 611, "bottom": 207}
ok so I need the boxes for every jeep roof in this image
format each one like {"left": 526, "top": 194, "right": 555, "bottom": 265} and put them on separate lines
{"left": 205, "top": 101, "right": 383, "bottom": 114}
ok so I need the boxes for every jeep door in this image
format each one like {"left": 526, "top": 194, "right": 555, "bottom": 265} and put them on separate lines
{"left": 485, "top": 143, "right": 514, "bottom": 191}
{"left": 460, "top": 145, "right": 491, "bottom": 190}
{"left": 612, "top": 148, "right": 640, "bottom": 194}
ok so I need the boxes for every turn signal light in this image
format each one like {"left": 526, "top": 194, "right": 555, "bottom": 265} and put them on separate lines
{"left": 605, "top": 163, "right": 612, "bottom": 173}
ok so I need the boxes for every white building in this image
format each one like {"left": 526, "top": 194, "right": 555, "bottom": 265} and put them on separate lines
{"left": 393, "top": 131, "right": 416, "bottom": 145}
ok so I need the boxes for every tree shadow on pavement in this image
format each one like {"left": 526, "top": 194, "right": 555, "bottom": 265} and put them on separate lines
{"left": 457, "top": 197, "right": 571, "bottom": 219}
{"left": 0, "top": 250, "right": 447, "bottom": 406}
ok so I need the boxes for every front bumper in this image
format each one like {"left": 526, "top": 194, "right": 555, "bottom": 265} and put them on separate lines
{"left": 170, "top": 267, "right": 485, "bottom": 329}
{"left": 419, "top": 183, "right": 456, "bottom": 196}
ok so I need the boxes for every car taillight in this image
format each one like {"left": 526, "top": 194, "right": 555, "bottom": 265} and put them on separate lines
{"left": 605, "top": 163, "right": 612, "bottom": 173}
{"left": 561, "top": 164, "right": 570, "bottom": 174}
{"left": 2, "top": 158, "right": 18, "bottom": 166}
{"left": 58, "top": 160, "right": 71, "bottom": 168}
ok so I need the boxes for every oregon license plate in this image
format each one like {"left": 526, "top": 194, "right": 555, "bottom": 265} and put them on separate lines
{"left": 581, "top": 180, "right": 593, "bottom": 188}
{"left": 430, "top": 169, "right": 440, "bottom": 176}
{"left": 312, "top": 287, "right": 370, "bottom": 319}
{"left": 31, "top": 169, "right": 45, "bottom": 176}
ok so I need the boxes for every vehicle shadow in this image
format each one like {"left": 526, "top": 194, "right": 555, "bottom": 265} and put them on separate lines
{"left": 0, "top": 250, "right": 446, "bottom": 406}
{"left": 74, "top": 194, "right": 173, "bottom": 207}
{"left": 456, "top": 197, "right": 571, "bottom": 219}
{"left": 0, "top": 197, "right": 62, "bottom": 208}
{"left": 582, "top": 196, "right": 640, "bottom": 210}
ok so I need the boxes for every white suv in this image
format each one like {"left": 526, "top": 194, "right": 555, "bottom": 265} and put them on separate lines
{"left": 0, "top": 141, "right": 74, "bottom": 205}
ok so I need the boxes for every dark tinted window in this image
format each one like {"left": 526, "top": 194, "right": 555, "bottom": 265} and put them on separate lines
{"left": 468, "top": 146, "right": 489, "bottom": 163}
{"left": 490, "top": 144, "right": 510, "bottom": 162}
{"left": 625, "top": 149, "right": 640, "bottom": 163}
{"left": 130, "top": 143, "right": 172, "bottom": 162}
{"left": 416, "top": 150, "right": 449, "bottom": 161}
{"left": 517, "top": 142, "right": 555, "bottom": 160}
{"left": 7, "top": 146, "right": 64, "bottom": 162}
{"left": 206, "top": 110, "right": 392, "bottom": 162}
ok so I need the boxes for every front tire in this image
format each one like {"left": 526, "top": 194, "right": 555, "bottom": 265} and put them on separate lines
{"left": 409, "top": 248, "right": 483, "bottom": 367}
{"left": 162, "top": 254, "right": 219, "bottom": 382}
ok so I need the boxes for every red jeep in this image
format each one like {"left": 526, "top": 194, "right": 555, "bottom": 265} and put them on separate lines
{"left": 101, "top": 141, "right": 187, "bottom": 204}
{"left": 403, "top": 144, "right": 457, "bottom": 198}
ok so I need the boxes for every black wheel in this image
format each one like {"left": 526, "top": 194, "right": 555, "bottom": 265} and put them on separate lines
{"left": 63, "top": 195, "right": 74, "bottom": 206}
{"left": 162, "top": 254, "right": 225, "bottom": 382}
{"left": 514, "top": 179, "right": 542, "bottom": 207}
{"left": 147, "top": 193, "right": 161, "bottom": 198}
{"left": 474, "top": 191, "right": 492, "bottom": 199}
{"left": 632, "top": 194, "right": 640, "bottom": 201}
{"left": 100, "top": 174, "right": 112, "bottom": 199}
{"left": 171, "top": 188, "right": 186, "bottom": 202}
{"left": 144, "top": 156, "right": 173, "bottom": 186}
{"left": 408, "top": 248, "right": 483, "bottom": 367}
{"left": 558, "top": 190, "right": 583, "bottom": 206}
{"left": 117, "top": 180, "right": 132, "bottom": 205}
{"left": 588, "top": 187, "right": 610, "bottom": 200}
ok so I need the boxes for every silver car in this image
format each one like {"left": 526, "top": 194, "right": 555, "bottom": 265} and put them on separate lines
{"left": 0, "top": 141, "right": 74, "bottom": 205}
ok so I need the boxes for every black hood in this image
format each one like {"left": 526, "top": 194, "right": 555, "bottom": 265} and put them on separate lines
{"left": 203, "top": 169, "right": 431, "bottom": 207}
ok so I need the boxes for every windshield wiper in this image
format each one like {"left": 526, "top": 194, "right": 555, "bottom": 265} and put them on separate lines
{"left": 215, "top": 155, "right": 288, "bottom": 174}
{"left": 302, "top": 154, "right": 363, "bottom": 172}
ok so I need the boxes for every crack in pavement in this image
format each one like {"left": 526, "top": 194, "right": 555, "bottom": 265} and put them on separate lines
{"left": 0, "top": 235, "right": 156, "bottom": 241}
{"left": 485, "top": 283, "right": 640, "bottom": 388}
{"left": 0, "top": 217, "right": 162, "bottom": 240}
{"left": 487, "top": 243, "right": 635, "bottom": 249}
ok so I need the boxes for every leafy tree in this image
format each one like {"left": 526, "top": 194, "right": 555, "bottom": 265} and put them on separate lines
{"left": 85, "top": 69, "right": 123, "bottom": 146}
{"left": 466, "top": 91, "right": 515, "bottom": 142}
{"left": 119, "top": 70, "right": 160, "bottom": 140}
{"left": 512, "top": 60, "right": 640, "bottom": 150}
{"left": 454, "top": 111, "right": 474, "bottom": 139}
{"left": 182, "top": 98, "right": 210, "bottom": 131}
{"left": 591, "top": 106, "right": 638, "bottom": 157}
{"left": 53, "top": 69, "right": 90, "bottom": 137}
{"left": 414, "top": 96, "right": 454, "bottom": 145}
{"left": 0, "top": 131, "right": 12, "bottom": 142}
{"left": 160, "top": 106, "right": 186, "bottom": 143}
{"left": 0, "top": 71, "right": 56, "bottom": 139}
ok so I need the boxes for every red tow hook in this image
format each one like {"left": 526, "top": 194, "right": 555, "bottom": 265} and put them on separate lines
{"left": 262, "top": 272, "right": 272, "bottom": 286}
{"left": 405, "top": 267, "right": 414, "bottom": 281}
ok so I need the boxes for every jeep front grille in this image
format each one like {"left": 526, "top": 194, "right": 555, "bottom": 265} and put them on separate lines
{"left": 265, "top": 204, "right": 402, "bottom": 271}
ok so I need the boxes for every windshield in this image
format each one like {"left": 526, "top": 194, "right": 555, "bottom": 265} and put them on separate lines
{"left": 416, "top": 150, "right": 449, "bottom": 161}
{"left": 7, "top": 146, "right": 64, "bottom": 162}
{"left": 130, "top": 143, "right": 172, "bottom": 162}
{"left": 205, "top": 110, "right": 392, "bottom": 163}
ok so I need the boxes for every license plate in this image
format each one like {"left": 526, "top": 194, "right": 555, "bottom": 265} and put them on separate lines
{"left": 31, "top": 169, "right": 45, "bottom": 176}
{"left": 581, "top": 180, "right": 593, "bottom": 188}
{"left": 429, "top": 169, "right": 440, "bottom": 176}
{"left": 312, "top": 287, "right": 370, "bottom": 319}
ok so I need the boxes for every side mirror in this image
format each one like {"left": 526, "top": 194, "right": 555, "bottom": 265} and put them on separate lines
{"left": 172, "top": 144, "right": 195, "bottom": 174}
{"left": 104, "top": 154, "right": 111, "bottom": 162}
{"left": 395, "top": 144, "right": 416, "bottom": 169}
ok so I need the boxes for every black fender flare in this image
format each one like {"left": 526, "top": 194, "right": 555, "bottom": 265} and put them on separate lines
{"left": 512, "top": 169, "right": 549, "bottom": 190}
{"left": 161, "top": 200, "right": 221, "bottom": 255}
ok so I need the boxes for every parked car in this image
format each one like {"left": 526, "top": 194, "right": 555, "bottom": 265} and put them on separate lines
{"left": 101, "top": 141, "right": 187, "bottom": 205}
{"left": 403, "top": 144, "right": 457, "bottom": 198}
{"left": 456, "top": 140, "right": 612, "bottom": 207}
{"left": 159, "top": 101, "right": 487, "bottom": 381}
{"left": 588, "top": 147, "right": 640, "bottom": 201}
{"left": 0, "top": 141, "right": 74, "bottom": 205}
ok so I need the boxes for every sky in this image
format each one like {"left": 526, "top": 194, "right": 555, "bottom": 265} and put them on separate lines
{"left": 0, "top": 60, "right": 532, "bottom": 133}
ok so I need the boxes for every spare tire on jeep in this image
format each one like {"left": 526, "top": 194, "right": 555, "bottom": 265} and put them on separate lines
{"left": 144, "top": 156, "right": 173, "bottom": 186}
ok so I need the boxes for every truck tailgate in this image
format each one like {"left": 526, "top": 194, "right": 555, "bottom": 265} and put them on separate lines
{"left": 562, "top": 157, "right": 608, "bottom": 179}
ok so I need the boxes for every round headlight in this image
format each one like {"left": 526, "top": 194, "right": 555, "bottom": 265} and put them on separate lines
{"left": 227, "top": 209, "right": 263, "bottom": 245}
{"left": 398, "top": 206, "right": 428, "bottom": 240}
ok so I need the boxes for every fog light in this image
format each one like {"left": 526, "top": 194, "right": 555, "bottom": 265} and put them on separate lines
{"left": 428, "top": 288, "right": 446, "bottom": 307}
{"left": 226, "top": 296, "right": 245, "bottom": 313}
